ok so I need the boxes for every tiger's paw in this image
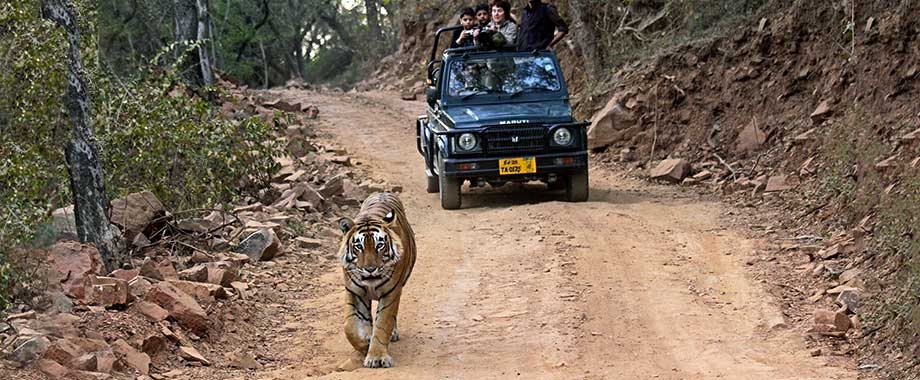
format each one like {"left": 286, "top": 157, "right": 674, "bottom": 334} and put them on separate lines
{"left": 390, "top": 328, "right": 400, "bottom": 342}
{"left": 363, "top": 354, "right": 394, "bottom": 368}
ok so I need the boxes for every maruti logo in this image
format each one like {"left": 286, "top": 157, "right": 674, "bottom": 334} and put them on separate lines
{"left": 499, "top": 120, "right": 530, "bottom": 125}
{"left": 511, "top": 136, "right": 520, "bottom": 143}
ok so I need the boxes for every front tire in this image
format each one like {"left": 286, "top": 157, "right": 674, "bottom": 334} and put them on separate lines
{"left": 425, "top": 170, "right": 439, "bottom": 193}
{"left": 439, "top": 174, "right": 462, "bottom": 209}
{"left": 565, "top": 170, "right": 589, "bottom": 202}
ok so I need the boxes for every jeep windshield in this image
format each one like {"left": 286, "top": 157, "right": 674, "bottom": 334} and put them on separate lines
{"left": 446, "top": 55, "right": 561, "bottom": 100}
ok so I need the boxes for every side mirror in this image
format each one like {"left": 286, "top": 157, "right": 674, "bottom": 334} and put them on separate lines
{"left": 426, "top": 86, "right": 439, "bottom": 105}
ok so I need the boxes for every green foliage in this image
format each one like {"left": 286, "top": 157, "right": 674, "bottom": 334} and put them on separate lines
{"left": 0, "top": 0, "right": 284, "bottom": 314}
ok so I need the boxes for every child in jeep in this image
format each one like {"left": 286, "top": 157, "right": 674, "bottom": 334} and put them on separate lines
{"left": 450, "top": 7, "right": 478, "bottom": 49}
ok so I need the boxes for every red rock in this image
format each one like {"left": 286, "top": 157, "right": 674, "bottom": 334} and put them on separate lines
{"left": 587, "top": 91, "right": 639, "bottom": 150}
{"left": 49, "top": 241, "right": 104, "bottom": 299}
{"left": 141, "top": 335, "right": 167, "bottom": 356}
{"left": 71, "top": 353, "right": 97, "bottom": 371}
{"left": 131, "top": 301, "right": 169, "bottom": 322}
{"left": 188, "top": 251, "right": 216, "bottom": 264}
{"left": 36, "top": 359, "right": 69, "bottom": 377}
{"left": 144, "top": 282, "right": 209, "bottom": 336}
{"left": 178, "top": 346, "right": 211, "bottom": 366}
{"left": 108, "top": 269, "right": 139, "bottom": 282}
{"left": 178, "top": 265, "right": 209, "bottom": 283}
{"left": 764, "top": 175, "right": 793, "bottom": 192}
{"left": 84, "top": 276, "right": 129, "bottom": 307}
{"left": 166, "top": 280, "right": 227, "bottom": 303}
{"left": 128, "top": 276, "right": 153, "bottom": 299}
{"left": 43, "top": 338, "right": 108, "bottom": 366}
{"left": 813, "top": 309, "right": 851, "bottom": 332}
{"left": 156, "top": 260, "right": 179, "bottom": 280}
{"left": 734, "top": 119, "right": 767, "bottom": 153}
{"left": 810, "top": 100, "right": 832, "bottom": 123}
{"left": 109, "top": 191, "right": 166, "bottom": 241}
{"left": 206, "top": 267, "right": 237, "bottom": 287}
{"left": 111, "top": 339, "right": 150, "bottom": 375}
{"left": 650, "top": 159, "right": 691, "bottom": 183}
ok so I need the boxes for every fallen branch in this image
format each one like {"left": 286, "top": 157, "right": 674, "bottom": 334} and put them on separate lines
{"left": 713, "top": 153, "right": 738, "bottom": 180}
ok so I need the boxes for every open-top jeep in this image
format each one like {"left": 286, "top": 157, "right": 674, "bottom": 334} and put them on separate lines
{"left": 416, "top": 26, "right": 590, "bottom": 209}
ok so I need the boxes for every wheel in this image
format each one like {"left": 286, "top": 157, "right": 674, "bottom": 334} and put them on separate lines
{"left": 547, "top": 179, "right": 565, "bottom": 191}
{"left": 425, "top": 170, "right": 439, "bottom": 193}
{"left": 436, "top": 153, "right": 461, "bottom": 209}
{"left": 439, "top": 174, "right": 461, "bottom": 209}
{"left": 564, "top": 170, "right": 589, "bottom": 202}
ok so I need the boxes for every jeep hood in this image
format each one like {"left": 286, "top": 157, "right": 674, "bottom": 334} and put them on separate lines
{"left": 444, "top": 101, "right": 572, "bottom": 128}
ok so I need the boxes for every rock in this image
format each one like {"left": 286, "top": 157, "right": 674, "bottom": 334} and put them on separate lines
{"left": 229, "top": 353, "right": 260, "bottom": 369}
{"left": 876, "top": 155, "right": 897, "bottom": 169}
{"left": 178, "top": 265, "right": 209, "bottom": 283}
{"left": 901, "top": 127, "right": 920, "bottom": 141}
{"left": 839, "top": 268, "right": 860, "bottom": 284}
{"left": 819, "top": 244, "right": 841, "bottom": 259}
{"left": 331, "top": 155, "right": 352, "bottom": 166}
{"left": 108, "top": 269, "right": 139, "bottom": 282}
{"left": 131, "top": 301, "right": 169, "bottom": 322}
{"left": 109, "top": 191, "right": 166, "bottom": 241}
{"left": 34, "top": 313, "right": 81, "bottom": 338}
{"left": 166, "top": 280, "right": 228, "bottom": 302}
{"left": 302, "top": 104, "right": 320, "bottom": 119}
{"left": 587, "top": 91, "right": 639, "bottom": 150}
{"left": 206, "top": 267, "right": 237, "bottom": 287}
{"left": 141, "top": 335, "right": 167, "bottom": 356}
{"left": 319, "top": 174, "right": 346, "bottom": 198}
{"left": 36, "top": 358, "right": 69, "bottom": 377}
{"left": 6, "top": 310, "right": 36, "bottom": 322}
{"left": 235, "top": 228, "right": 281, "bottom": 262}
{"left": 826, "top": 285, "right": 857, "bottom": 295}
{"left": 178, "top": 346, "right": 211, "bottom": 366}
{"left": 794, "top": 128, "right": 816, "bottom": 142}
{"left": 128, "top": 276, "right": 153, "bottom": 299}
{"left": 619, "top": 147, "right": 637, "bottom": 162}
{"left": 764, "top": 175, "right": 793, "bottom": 192}
{"left": 49, "top": 241, "right": 104, "bottom": 299}
{"left": 342, "top": 178, "right": 368, "bottom": 201}
{"left": 836, "top": 289, "right": 859, "bottom": 313}
{"left": 156, "top": 260, "right": 179, "bottom": 280}
{"left": 84, "top": 276, "right": 129, "bottom": 307}
{"left": 51, "top": 205, "right": 78, "bottom": 240}
{"left": 650, "top": 159, "right": 691, "bottom": 183}
{"left": 138, "top": 259, "right": 164, "bottom": 281}
{"left": 222, "top": 253, "right": 251, "bottom": 268}
{"left": 144, "top": 282, "right": 209, "bottom": 336}
{"left": 43, "top": 337, "right": 108, "bottom": 366}
{"left": 176, "top": 218, "right": 211, "bottom": 234}
{"left": 111, "top": 339, "right": 150, "bottom": 375}
{"left": 810, "top": 100, "right": 832, "bottom": 123}
{"left": 9, "top": 335, "right": 50, "bottom": 364}
{"left": 294, "top": 237, "right": 324, "bottom": 249}
{"left": 400, "top": 92, "right": 417, "bottom": 101}
{"left": 734, "top": 119, "right": 767, "bottom": 153}
{"left": 71, "top": 353, "right": 98, "bottom": 371}
{"left": 48, "top": 291, "right": 74, "bottom": 314}
{"left": 813, "top": 309, "right": 851, "bottom": 332}
{"left": 94, "top": 350, "right": 116, "bottom": 373}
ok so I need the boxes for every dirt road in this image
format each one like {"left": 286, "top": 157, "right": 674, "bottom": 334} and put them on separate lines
{"left": 247, "top": 90, "right": 854, "bottom": 380}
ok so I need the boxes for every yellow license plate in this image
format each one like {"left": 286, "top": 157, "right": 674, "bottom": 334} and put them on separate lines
{"left": 499, "top": 157, "right": 537, "bottom": 175}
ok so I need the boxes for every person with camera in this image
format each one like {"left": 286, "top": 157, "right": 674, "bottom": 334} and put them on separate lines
{"left": 483, "top": 0, "right": 518, "bottom": 48}
{"left": 450, "top": 8, "right": 479, "bottom": 49}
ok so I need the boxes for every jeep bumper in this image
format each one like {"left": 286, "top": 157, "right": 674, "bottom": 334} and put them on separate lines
{"left": 440, "top": 151, "right": 587, "bottom": 179}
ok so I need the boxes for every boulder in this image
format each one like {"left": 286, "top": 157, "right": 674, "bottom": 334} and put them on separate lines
{"left": 587, "top": 91, "right": 640, "bottom": 150}
{"left": 178, "top": 265, "right": 209, "bottom": 283}
{"left": 734, "top": 119, "right": 767, "bottom": 154}
{"left": 144, "top": 282, "right": 209, "bottom": 336}
{"left": 49, "top": 241, "right": 104, "bottom": 299}
{"left": 650, "top": 159, "right": 691, "bottom": 183}
{"left": 35, "top": 358, "right": 69, "bottom": 377}
{"left": 188, "top": 251, "right": 217, "bottom": 264}
{"left": 131, "top": 301, "right": 169, "bottom": 322}
{"left": 179, "top": 345, "right": 211, "bottom": 366}
{"left": 43, "top": 337, "right": 108, "bottom": 366}
{"left": 319, "top": 174, "right": 346, "bottom": 198}
{"left": 235, "top": 228, "right": 281, "bottom": 262}
{"left": 836, "top": 289, "right": 860, "bottom": 314}
{"left": 51, "top": 205, "right": 78, "bottom": 240}
{"left": 813, "top": 309, "right": 851, "bottom": 332}
{"left": 109, "top": 191, "right": 166, "bottom": 241}
{"left": 84, "top": 276, "right": 129, "bottom": 307}
{"left": 166, "top": 280, "right": 228, "bottom": 303}
{"left": 206, "top": 267, "right": 237, "bottom": 287}
{"left": 111, "top": 339, "right": 150, "bottom": 375}
{"left": 9, "top": 335, "right": 51, "bottom": 364}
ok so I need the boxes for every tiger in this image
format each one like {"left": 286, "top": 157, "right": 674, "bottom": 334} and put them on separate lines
{"left": 336, "top": 192, "right": 416, "bottom": 368}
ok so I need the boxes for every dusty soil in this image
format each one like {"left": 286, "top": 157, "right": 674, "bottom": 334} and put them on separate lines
{"left": 186, "top": 89, "right": 855, "bottom": 380}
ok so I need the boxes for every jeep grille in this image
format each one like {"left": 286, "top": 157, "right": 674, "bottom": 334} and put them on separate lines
{"left": 484, "top": 126, "right": 546, "bottom": 154}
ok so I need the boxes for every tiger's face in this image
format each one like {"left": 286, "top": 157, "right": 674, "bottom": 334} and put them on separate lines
{"left": 338, "top": 212, "right": 402, "bottom": 285}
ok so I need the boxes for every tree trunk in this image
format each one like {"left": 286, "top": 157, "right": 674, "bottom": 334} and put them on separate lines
{"left": 41, "top": 0, "right": 123, "bottom": 274}
{"left": 568, "top": 0, "right": 604, "bottom": 76}
{"left": 174, "top": 0, "right": 204, "bottom": 87}
{"left": 196, "top": 0, "right": 214, "bottom": 86}
{"left": 364, "top": 0, "right": 382, "bottom": 42}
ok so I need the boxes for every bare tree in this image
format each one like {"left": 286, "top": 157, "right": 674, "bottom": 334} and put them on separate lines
{"left": 41, "top": 0, "right": 123, "bottom": 273}
{"left": 197, "top": 0, "right": 214, "bottom": 86}
{"left": 365, "top": 0, "right": 382, "bottom": 41}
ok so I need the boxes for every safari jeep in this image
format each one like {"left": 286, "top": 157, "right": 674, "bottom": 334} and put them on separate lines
{"left": 416, "top": 26, "right": 590, "bottom": 210}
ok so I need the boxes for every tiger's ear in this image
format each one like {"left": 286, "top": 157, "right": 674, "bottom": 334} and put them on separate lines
{"left": 382, "top": 210, "right": 396, "bottom": 224}
{"left": 337, "top": 217, "right": 354, "bottom": 233}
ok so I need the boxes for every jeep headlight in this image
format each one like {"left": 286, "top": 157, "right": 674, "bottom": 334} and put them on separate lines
{"left": 552, "top": 127, "right": 573, "bottom": 146}
{"left": 456, "top": 133, "right": 479, "bottom": 151}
